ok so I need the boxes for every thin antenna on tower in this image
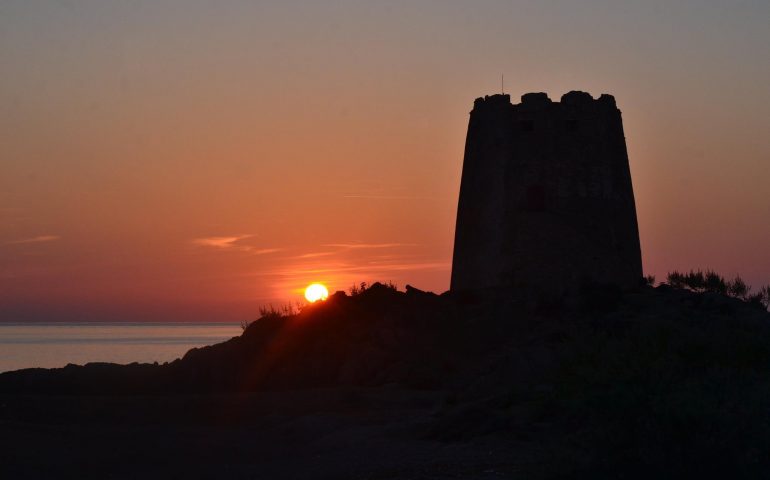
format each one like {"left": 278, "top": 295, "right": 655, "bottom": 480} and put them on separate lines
{"left": 501, "top": 74, "right": 504, "bottom": 94}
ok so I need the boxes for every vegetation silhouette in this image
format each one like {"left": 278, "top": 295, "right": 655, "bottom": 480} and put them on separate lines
{"left": 667, "top": 269, "right": 770, "bottom": 309}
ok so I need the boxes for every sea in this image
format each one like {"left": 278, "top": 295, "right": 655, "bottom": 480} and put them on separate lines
{"left": 0, "top": 323, "right": 241, "bottom": 373}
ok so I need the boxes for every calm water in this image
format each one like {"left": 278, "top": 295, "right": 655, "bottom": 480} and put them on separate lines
{"left": 0, "top": 323, "right": 241, "bottom": 373}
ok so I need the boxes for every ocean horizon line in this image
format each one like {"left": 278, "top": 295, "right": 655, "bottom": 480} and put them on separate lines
{"left": 0, "top": 321, "right": 241, "bottom": 326}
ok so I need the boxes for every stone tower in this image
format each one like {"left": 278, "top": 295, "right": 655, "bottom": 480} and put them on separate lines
{"left": 451, "top": 91, "right": 642, "bottom": 292}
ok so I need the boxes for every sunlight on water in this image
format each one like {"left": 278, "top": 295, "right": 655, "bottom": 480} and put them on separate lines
{"left": 0, "top": 323, "right": 241, "bottom": 373}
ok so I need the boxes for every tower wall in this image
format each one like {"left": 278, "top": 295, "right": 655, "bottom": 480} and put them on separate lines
{"left": 451, "top": 91, "right": 642, "bottom": 292}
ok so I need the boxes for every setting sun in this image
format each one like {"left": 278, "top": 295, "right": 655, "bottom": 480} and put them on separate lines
{"left": 304, "top": 283, "right": 329, "bottom": 303}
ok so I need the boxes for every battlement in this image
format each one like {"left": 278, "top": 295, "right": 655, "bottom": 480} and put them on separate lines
{"left": 471, "top": 91, "right": 618, "bottom": 112}
{"left": 473, "top": 94, "right": 510, "bottom": 110}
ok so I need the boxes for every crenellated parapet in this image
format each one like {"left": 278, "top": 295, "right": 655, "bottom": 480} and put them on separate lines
{"left": 471, "top": 90, "right": 618, "bottom": 111}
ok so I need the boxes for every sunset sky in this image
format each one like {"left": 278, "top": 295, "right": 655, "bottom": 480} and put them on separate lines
{"left": 2, "top": 1, "right": 769, "bottom": 322}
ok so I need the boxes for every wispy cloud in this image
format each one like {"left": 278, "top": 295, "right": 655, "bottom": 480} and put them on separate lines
{"left": 250, "top": 248, "right": 283, "bottom": 255}
{"left": 5, "top": 235, "right": 60, "bottom": 245}
{"left": 237, "top": 258, "right": 450, "bottom": 280}
{"left": 295, "top": 251, "right": 338, "bottom": 259}
{"left": 342, "top": 194, "right": 439, "bottom": 200}
{"left": 287, "top": 243, "right": 415, "bottom": 259}
{"left": 192, "top": 235, "right": 253, "bottom": 249}
{"left": 323, "top": 242, "right": 416, "bottom": 249}
{"left": 270, "top": 260, "right": 450, "bottom": 278}
{"left": 191, "top": 235, "right": 280, "bottom": 255}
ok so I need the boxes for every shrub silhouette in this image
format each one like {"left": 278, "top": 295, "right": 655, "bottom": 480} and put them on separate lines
{"left": 728, "top": 276, "right": 749, "bottom": 300}
{"left": 747, "top": 286, "right": 770, "bottom": 310}
{"left": 349, "top": 281, "right": 398, "bottom": 296}
{"left": 686, "top": 270, "right": 706, "bottom": 292}
{"left": 349, "top": 282, "right": 368, "bottom": 296}
{"left": 667, "top": 270, "right": 707, "bottom": 291}
{"left": 667, "top": 269, "right": 769, "bottom": 311}
{"left": 241, "top": 303, "right": 303, "bottom": 330}
{"left": 704, "top": 270, "right": 727, "bottom": 294}
{"left": 667, "top": 271, "right": 686, "bottom": 289}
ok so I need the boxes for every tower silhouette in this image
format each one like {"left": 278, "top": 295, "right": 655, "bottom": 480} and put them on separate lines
{"left": 451, "top": 91, "right": 642, "bottom": 292}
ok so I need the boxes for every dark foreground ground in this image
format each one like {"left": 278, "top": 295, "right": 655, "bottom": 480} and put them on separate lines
{"left": 3, "top": 284, "right": 770, "bottom": 479}
{"left": 1, "top": 388, "right": 542, "bottom": 479}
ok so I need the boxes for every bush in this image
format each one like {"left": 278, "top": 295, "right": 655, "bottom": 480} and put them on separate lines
{"left": 747, "top": 286, "right": 770, "bottom": 310}
{"left": 349, "top": 281, "right": 398, "bottom": 296}
{"left": 667, "top": 271, "right": 683, "bottom": 288}
{"left": 686, "top": 270, "right": 706, "bottom": 292}
{"left": 728, "top": 276, "right": 749, "bottom": 300}
{"left": 704, "top": 270, "right": 727, "bottom": 294}
{"left": 241, "top": 303, "right": 302, "bottom": 330}
{"left": 349, "top": 282, "right": 368, "bottom": 296}
{"left": 667, "top": 269, "right": 770, "bottom": 311}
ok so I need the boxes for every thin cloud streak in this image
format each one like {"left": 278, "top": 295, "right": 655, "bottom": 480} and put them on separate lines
{"left": 289, "top": 243, "right": 416, "bottom": 258}
{"left": 342, "top": 194, "right": 443, "bottom": 200}
{"left": 295, "top": 251, "right": 337, "bottom": 259}
{"left": 249, "top": 248, "right": 283, "bottom": 256}
{"left": 5, "top": 235, "right": 60, "bottom": 245}
{"left": 191, "top": 235, "right": 280, "bottom": 255}
{"left": 324, "top": 243, "right": 416, "bottom": 249}
{"left": 192, "top": 235, "right": 253, "bottom": 248}
{"left": 276, "top": 261, "right": 450, "bottom": 277}
{"left": 236, "top": 259, "right": 450, "bottom": 279}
